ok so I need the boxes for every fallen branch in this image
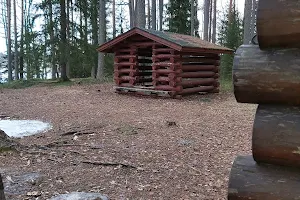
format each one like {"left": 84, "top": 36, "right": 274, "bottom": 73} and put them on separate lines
{"left": 61, "top": 130, "right": 95, "bottom": 136}
{"left": 81, "top": 160, "right": 136, "bottom": 169}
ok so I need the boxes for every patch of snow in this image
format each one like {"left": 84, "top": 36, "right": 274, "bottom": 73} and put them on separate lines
{"left": 0, "top": 120, "right": 52, "bottom": 138}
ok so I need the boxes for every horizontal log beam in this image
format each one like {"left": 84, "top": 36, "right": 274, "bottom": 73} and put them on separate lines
{"left": 233, "top": 45, "right": 300, "bottom": 105}
{"left": 114, "top": 62, "right": 137, "bottom": 67}
{"left": 228, "top": 155, "right": 300, "bottom": 200}
{"left": 115, "top": 55, "right": 137, "bottom": 59}
{"left": 180, "top": 52, "right": 220, "bottom": 58}
{"left": 181, "top": 57, "right": 219, "bottom": 63}
{"left": 253, "top": 105, "right": 300, "bottom": 167}
{"left": 152, "top": 48, "right": 176, "bottom": 53}
{"left": 179, "top": 85, "right": 215, "bottom": 95}
{"left": 152, "top": 54, "right": 181, "bottom": 59}
{"left": 181, "top": 78, "right": 215, "bottom": 88}
{"left": 153, "top": 69, "right": 182, "bottom": 75}
{"left": 257, "top": 0, "right": 300, "bottom": 49}
{"left": 154, "top": 85, "right": 182, "bottom": 92}
{"left": 181, "top": 71, "right": 215, "bottom": 78}
{"left": 153, "top": 76, "right": 182, "bottom": 82}
{"left": 181, "top": 65, "right": 218, "bottom": 72}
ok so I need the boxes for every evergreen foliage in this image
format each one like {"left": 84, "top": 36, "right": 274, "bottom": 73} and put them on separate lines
{"left": 218, "top": 5, "right": 243, "bottom": 81}
{"left": 166, "top": 0, "right": 191, "bottom": 35}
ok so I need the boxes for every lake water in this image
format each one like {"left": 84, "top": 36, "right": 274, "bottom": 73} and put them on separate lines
{"left": 0, "top": 120, "right": 52, "bottom": 138}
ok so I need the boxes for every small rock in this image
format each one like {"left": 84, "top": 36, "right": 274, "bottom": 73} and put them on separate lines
{"left": 26, "top": 191, "right": 41, "bottom": 197}
{"left": 49, "top": 192, "right": 109, "bottom": 200}
{"left": 178, "top": 139, "right": 193, "bottom": 146}
{"left": 166, "top": 121, "right": 177, "bottom": 127}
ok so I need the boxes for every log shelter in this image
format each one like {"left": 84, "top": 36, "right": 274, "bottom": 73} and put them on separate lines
{"left": 97, "top": 27, "right": 232, "bottom": 98}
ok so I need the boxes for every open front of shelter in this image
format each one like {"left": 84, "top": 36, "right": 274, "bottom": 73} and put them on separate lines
{"left": 98, "top": 28, "right": 232, "bottom": 98}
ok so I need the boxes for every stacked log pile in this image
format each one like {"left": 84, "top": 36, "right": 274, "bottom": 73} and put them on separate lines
{"left": 228, "top": 0, "right": 300, "bottom": 199}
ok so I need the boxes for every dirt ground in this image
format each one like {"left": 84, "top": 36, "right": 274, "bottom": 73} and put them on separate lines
{"left": 0, "top": 83, "right": 257, "bottom": 200}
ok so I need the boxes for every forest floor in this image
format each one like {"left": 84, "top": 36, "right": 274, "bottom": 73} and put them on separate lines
{"left": 0, "top": 83, "right": 256, "bottom": 200}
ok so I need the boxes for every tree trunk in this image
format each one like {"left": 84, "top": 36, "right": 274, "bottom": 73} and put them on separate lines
{"left": 0, "top": 173, "right": 5, "bottom": 200}
{"left": 151, "top": 0, "right": 156, "bottom": 30}
{"left": 49, "top": 0, "right": 57, "bottom": 79}
{"left": 159, "top": 0, "right": 163, "bottom": 31}
{"left": 243, "top": 0, "right": 252, "bottom": 44}
{"left": 13, "top": 0, "right": 18, "bottom": 80}
{"left": 253, "top": 105, "right": 300, "bottom": 168}
{"left": 212, "top": 0, "right": 217, "bottom": 43}
{"left": 60, "top": 0, "right": 68, "bottom": 81}
{"left": 250, "top": 0, "right": 257, "bottom": 38}
{"left": 147, "top": 0, "right": 151, "bottom": 28}
{"left": 135, "top": 0, "right": 146, "bottom": 28}
{"left": 208, "top": 0, "right": 212, "bottom": 41}
{"left": 228, "top": 0, "right": 233, "bottom": 24}
{"left": 191, "top": 0, "right": 195, "bottom": 36}
{"left": 228, "top": 155, "right": 300, "bottom": 200}
{"left": 112, "top": 0, "right": 116, "bottom": 38}
{"left": 19, "top": 0, "right": 24, "bottom": 79}
{"left": 7, "top": 0, "right": 12, "bottom": 82}
{"left": 203, "top": 0, "right": 210, "bottom": 41}
{"left": 129, "top": 0, "right": 135, "bottom": 28}
{"left": 97, "top": 0, "right": 106, "bottom": 79}
{"left": 66, "top": 0, "right": 70, "bottom": 78}
{"left": 91, "top": 0, "right": 98, "bottom": 78}
{"left": 233, "top": 45, "right": 300, "bottom": 106}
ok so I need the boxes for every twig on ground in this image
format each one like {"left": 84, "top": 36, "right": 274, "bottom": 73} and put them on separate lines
{"left": 81, "top": 160, "right": 137, "bottom": 169}
{"left": 61, "top": 130, "right": 95, "bottom": 136}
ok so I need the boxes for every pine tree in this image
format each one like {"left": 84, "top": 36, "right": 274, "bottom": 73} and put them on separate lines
{"left": 218, "top": 4, "right": 243, "bottom": 80}
{"left": 167, "top": 0, "right": 191, "bottom": 35}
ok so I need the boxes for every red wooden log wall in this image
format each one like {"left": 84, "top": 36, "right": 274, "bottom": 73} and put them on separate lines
{"left": 114, "top": 40, "right": 220, "bottom": 97}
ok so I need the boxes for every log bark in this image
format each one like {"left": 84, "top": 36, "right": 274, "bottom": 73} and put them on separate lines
{"left": 181, "top": 78, "right": 215, "bottom": 88}
{"left": 253, "top": 105, "right": 300, "bottom": 167}
{"left": 0, "top": 173, "right": 5, "bottom": 200}
{"left": 179, "top": 86, "right": 214, "bottom": 95}
{"left": 228, "top": 155, "right": 300, "bottom": 200}
{"left": 233, "top": 45, "right": 300, "bottom": 105}
{"left": 257, "top": 0, "right": 300, "bottom": 49}
{"left": 181, "top": 65, "right": 217, "bottom": 72}
{"left": 181, "top": 71, "right": 215, "bottom": 78}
